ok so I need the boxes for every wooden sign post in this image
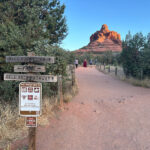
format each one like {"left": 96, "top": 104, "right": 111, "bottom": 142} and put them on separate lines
{"left": 27, "top": 52, "right": 37, "bottom": 150}
{"left": 4, "top": 52, "right": 57, "bottom": 150}
{"left": 6, "top": 56, "right": 55, "bottom": 63}
{"left": 4, "top": 73, "right": 57, "bottom": 82}
{"left": 29, "top": 127, "right": 36, "bottom": 150}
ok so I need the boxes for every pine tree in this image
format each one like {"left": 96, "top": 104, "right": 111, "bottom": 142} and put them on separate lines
{"left": 0, "top": 0, "right": 67, "bottom": 77}
{"left": 121, "top": 32, "right": 150, "bottom": 79}
{"left": 125, "top": 30, "right": 132, "bottom": 44}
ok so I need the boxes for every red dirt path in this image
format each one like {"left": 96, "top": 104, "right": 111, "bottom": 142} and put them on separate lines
{"left": 14, "top": 67, "right": 150, "bottom": 149}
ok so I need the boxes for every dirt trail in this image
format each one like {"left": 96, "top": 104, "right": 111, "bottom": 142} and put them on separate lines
{"left": 35, "top": 67, "right": 150, "bottom": 149}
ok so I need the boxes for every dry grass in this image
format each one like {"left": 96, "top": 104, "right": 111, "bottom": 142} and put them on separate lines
{"left": 0, "top": 97, "right": 58, "bottom": 149}
{"left": 122, "top": 77, "right": 150, "bottom": 88}
{"left": 63, "top": 79, "right": 78, "bottom": 103}
{"left": 0, "top": 65, "right": 78, "bottom": 149}
{"left": 0, "top": 101, "right": 28, "bottom": 149}
{"left": 38, "top": 97, "right": 58, "bottom": 126}
{"left": 0, "top": 80, "right": 78, "bottom": 149}
{"left": 96, "top": 65, "right": 150, "bottom": 88}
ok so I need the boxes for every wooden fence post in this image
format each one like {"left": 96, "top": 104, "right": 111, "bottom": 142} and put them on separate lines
{"left": 71, "top": 65, "right": 75, "bottom": 86}
{"left": 58, "top": 75, "right": 63, "bottom": 107}
{"left": 108, "top": 65, "right": 110, "bottom": 73}
{"left": 140, "top": 69, "right": 143, "bottom": 80}
{"left": 115, "top": 66, "right": 118, "bottom": 76}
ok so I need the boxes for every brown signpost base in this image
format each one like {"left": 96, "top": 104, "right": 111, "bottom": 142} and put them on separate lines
{"left": 28, "top": 127, "right": 36, "bottom": 150}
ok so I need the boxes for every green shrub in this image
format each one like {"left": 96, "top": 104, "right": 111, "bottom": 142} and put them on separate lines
{"left": 0, "top": 81, "right": 19, "bottom": 102}
{"left": 120, "top": 32, "right": 150, "bottom": 79}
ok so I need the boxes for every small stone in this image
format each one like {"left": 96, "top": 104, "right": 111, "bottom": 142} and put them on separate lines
{"left": 81, "top": 102, "right": 84, "bottom": 105}
{"left": 94, "top": 110, "right": 101, "bottom": 114}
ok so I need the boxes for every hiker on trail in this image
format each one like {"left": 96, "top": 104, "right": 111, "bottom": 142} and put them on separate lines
{"left": 75, "top": 59, "right": 79, "bottom": 68}
{"left": 89, "top": 59, "right": 93, "bottom": 66}
{"left": 94, "top": 59, "right": 97, "bottom": 65}
{"left": 83, "top": 59, "right": 87, "bottom": 67}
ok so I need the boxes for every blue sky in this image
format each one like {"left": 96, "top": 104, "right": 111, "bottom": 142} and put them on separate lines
{"left": 60, "top": 0, "right": 150, "bottom": 51}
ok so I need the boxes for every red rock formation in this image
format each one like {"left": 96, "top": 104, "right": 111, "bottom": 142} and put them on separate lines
{"left": 76, "top": 24, "right": 122, "bottom": 53}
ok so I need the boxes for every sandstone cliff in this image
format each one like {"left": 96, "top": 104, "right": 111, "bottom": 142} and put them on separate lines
{"left": 76, "top": 24, "right": 122, "bottom": 53}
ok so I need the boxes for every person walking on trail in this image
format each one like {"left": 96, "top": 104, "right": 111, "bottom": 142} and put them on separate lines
{"left": 75, "top": 59, "right": 79, "bottom": 68}
{"left": 94, "top": 59, "right": 97, "bottom": 65}
{"left": 83, "top": 59, "right": 87, "bottom": 67}
{"left": 89, "top": 59, "right": 93, "bottom": 66}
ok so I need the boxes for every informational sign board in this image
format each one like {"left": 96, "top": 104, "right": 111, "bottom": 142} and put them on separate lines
{"left": 14, "top": 65, "right": 46, "bottom": 72}
{"left": 19, "top": 82, "right": 42, "bottom": 116}
{"left": 4, "top": 73, "right": 57, "bottom": 82}
{"left": 26, "top": 117, "right": 37, "bottom": 127}
{"left": 6, "top": 56, "right": 55, "bottom": 64}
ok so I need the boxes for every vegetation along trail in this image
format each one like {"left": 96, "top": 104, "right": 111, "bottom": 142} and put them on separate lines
{"left": 36, "top": 67, "right": 150, "bottom": 150}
